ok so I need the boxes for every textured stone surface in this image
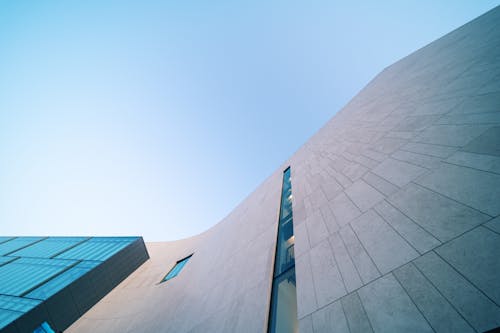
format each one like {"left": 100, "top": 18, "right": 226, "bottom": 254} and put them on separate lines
{"left": 345, "top": 180, "right": 385, "bottom": 212}
{"left": 388, "top": 183, "right": 490, "bottom": 241}
{"left": 374, "top": 200, "right": 441, "bottom": 254}
{"left": 309, "top": 240, "right": 346, "bottom": 307}
{"left": 339, "top": 225, "right": 381, "bottom": 284}
{"left": 68, "top": 7, "right": 500, "bottom": 333}
{"left": 329, "top": 232, "right": 363, "bottom": 292}
{"left": 362, "top": 172, "right": 399, "bottom": 196}
{"left": 414, "top": 124, "right": 490, "bottom": 147}
{"left": 341, "top": 293, "right": 374, "bottom": 333}
{"left": 394, "top": 263, "right": 474, "bottom": 333}
{"left": 298, "top": 315, "right": 313, "bottom": 333}
{"left": 329, "top": 193, "right": 362, "bottom": 227}
{"left": 358, "top": 274, "right": 433, "bottom": 333}
{"left": 416, "top": 162, "right": 500, "bottom": 216}
{"left": 311, "top": 300, "right": 350, "bottom": 333}
{"left": 305, "top": 210, "right": 329, "bottom": 248}
{"left": 350, "top": 210, "right": 418, "bottom": 274}
{"left": 462, "top": 126, "right": 500, "bottom": 156}
{"left": 296, "top": 253, "right": 318, "bottom": 319}
{"left": 414, "top": 252, "right": 500, "bottom": 332}
{"left": 400, "top": 142, "right": 458, "bottom": 158}
{"left": 446, "top": 150, "right": 500, "bottom": 174}
{"left": 485, "top": 216, "right": 500, "bottom": 233}
{"left": 372, "top": 158, "right": 427, "bottom": 187}
{"left": 436, "top": 227, "right": 500, "bottom": 304}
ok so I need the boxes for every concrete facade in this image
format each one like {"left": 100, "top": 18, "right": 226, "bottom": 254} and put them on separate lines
{"left": 68, "top": 6, "right": 500, "bottom": 333}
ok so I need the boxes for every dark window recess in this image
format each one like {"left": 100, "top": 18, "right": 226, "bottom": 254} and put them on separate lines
{"left": 268, "top": 167, "right": 298, "bottom": 333}
{"left": 161, "top": 254, "right": 193, "bottom": 283}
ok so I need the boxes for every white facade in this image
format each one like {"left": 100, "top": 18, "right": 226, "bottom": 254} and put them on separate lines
{"left": 68, "top": 6, "right": 500, "bottom": 333}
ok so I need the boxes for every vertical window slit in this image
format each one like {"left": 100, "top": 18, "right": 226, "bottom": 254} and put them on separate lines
{"left": 268, "top": 167, "right": 298, "bottom": 333}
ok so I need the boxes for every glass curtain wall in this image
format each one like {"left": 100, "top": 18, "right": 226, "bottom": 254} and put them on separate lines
{"left": 268, "top": 167, "right": 298, "bottom": 333}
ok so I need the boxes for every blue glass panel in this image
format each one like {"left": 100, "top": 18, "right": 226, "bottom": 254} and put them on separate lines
{"left": 10, "top": 237, "right": 89, "bottom": 258}
{"left": 274, "top": 168, "right": 295, "bottom": 277}
{"left": 26, "top": 261, "right": 101, "bottom": 300}
{"left": 0, "top": 256, "right": 17, "bottom": 267}
{"left": 0, "top": 237, "right": 44, "bottom": 256}
{"left": 0, "top": 295, "right": 41, "bottom": 312}
{"left": 268, "top": 267, "right": 298, "bottom": 333}
{"left": 55, "top": 237, "right": 138, "bottom": 261}
{"left": 162, "top": 255, "right": 192, "bottom": 282}
{"left": 0, "top": 236, "right": 145, "bottom": 330}
{"left": 268, "top": 167, "right": 298, "bottom": 333}
{"left": 0, "top": 237, "right": 14, "bottom": 245}
{"left": 0, "top": 258, "right": 77, "bottom": 296}
{"left": 0, "top": 309, "right": 23, "bottom": 330}
{"left": 33, "top": 321, "right": 56, "bottom": 333}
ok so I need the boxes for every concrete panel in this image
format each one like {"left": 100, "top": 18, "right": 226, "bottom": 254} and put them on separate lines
{"left": 414, "top": 251, "right": 500, "bottom": 332}
{"left": 362, "top": 149, "right": 387, "bottom": 162}
{"left": 319, "top": 204, "right": 340, "bottom": 234}
{"left": 416, "top": 162, "right": 500, "bottom": 216}
{"left": 345, "top": 180, "right": 385, "bottom": 212}
{"left": 391, "top": 150, "right": 442, "bottom": 169}
{"left": 436, "top": 227, "right": 500, "bottom": 304}
{"left": 339, "top": 225, "right": 380, "bottom": 284}
{"left": 309, "top": 240, "right": 346, "bottom": 307}
{"left": 484, "top": 216, "right": 500, "bottom": 233}
{"left": 453, "top": 90, "right": 500, "bottom": 113}
{"left": 362, "top": 172, "right": 399, "bottom": 196}
{"left": 320, "top": 179, "right": 343, "bottom": 201}
{"left": 394, "top": 263, "right": 474, "bottom": 333}
{"left": 372, "top": 158, "right": 428, "bottom": 187}
{"left": 311, "top": 300, "right": 349, "bottom": 333}
{"left": 372, "top": 138, "right": 407, "bottom": 155}
{"left": 351, "top": 210, "right": 418, "bottom": 274}
{"left": 446, "top": 150, "right": 500, "bottom": 174}
{"left": 329, "top": 193, "right": 362, "bottom": 227}
{"left": 343, "top": 163, "right": 368, "bottom": 182}
{"left": 296, "top": 253, "right": 318, "bottom": 319}
{"left": 437, "top": 112, "right": 500, "bottom": 125}
{"left": 414, "top": 124, "right": 490, "bottom": 147}
{"left": 340, "top": 292, "right": 374, "bottom": 333}
{"left": 400, "top": 142, "right": 457, "bottom": 158}
{"left": 388, "top": 183, "right": 490, "bottom": 242}
{"left": 309, "top": 187, "right": 329, "bottom": 211}
{"left": 329, "top": 232, "right": 363, "bottom": 292}
{"left": 298, "top": 315, "right": 313, "bottom": 333}
{"left": 358, "top": 274, "right": 433, "bottom": 333}
{"left": 394, "top": 115, "right": 440, "bottom": 131}
{"left": 462, "top": 126, "right": 500, "bottom": 156}
{"left": 305, "top": 210, "right": 329, "bottom": 248}
{"left": 374, "top": 200, "right": 440, "bottom": 254}
{"left": 294, "top": 222, "right": 310, "bottom": 259}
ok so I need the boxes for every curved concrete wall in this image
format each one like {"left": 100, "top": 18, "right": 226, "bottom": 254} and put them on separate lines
{"left": 68, "top": 6, "right": 500, "bottom": 333}
{"left": 67, "top": 171, "right": 285, "bottom": 332}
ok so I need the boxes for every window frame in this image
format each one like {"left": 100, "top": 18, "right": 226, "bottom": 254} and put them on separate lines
{"left": 160, "top": 253, "right": 193, "bottom": 283}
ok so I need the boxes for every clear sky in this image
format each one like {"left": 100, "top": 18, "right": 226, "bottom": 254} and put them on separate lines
{"left": 1, "top": 1, "right": 498, "bottom": 241}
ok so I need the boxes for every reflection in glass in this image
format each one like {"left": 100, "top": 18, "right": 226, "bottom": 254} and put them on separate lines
{"left": 33, "top": 321, "right": 55, "bottom": 333}
{"left": 268, "top": 167, "right": 298, "bottom": 333}
{"left": 161, "top": 254, "right": 192, "bottom": 282}
{"left": 269, "top": 267, "right": 297, "bottom": 333}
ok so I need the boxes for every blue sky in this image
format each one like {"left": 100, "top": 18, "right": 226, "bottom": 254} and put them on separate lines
{"left": 1, "top": 1, "right": 498, "bottom": 241}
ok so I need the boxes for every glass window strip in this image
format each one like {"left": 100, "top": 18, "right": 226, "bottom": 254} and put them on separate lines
{"left": 161, "top": 254, "right": 192, "bottom": 283}
{"left": 268, "top": 167, "right": 298, "bottom": 333}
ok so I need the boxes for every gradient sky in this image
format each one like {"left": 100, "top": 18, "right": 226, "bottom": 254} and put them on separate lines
{"left": 1, "top": 1, "right": 498, "bottom": 241}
